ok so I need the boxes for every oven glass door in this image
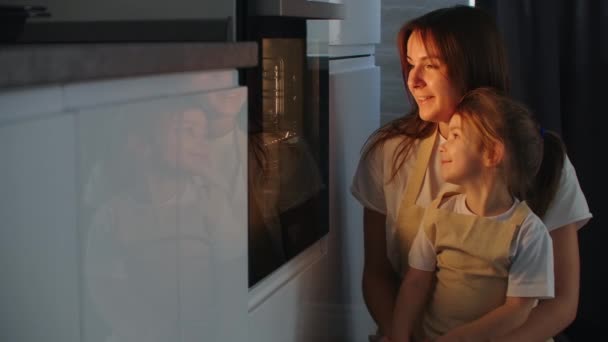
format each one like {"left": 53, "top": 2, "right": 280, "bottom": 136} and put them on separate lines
{"left": 246, "top": 17, "right": 329, "bottom": 287}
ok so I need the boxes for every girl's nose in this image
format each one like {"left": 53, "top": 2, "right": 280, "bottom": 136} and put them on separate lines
{"left": 439, "top": 141, "right": 447, "bottom": 153}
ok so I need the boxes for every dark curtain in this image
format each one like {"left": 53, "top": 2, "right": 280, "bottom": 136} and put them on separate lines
{"left": 476, "top": 0, "right": 607, "bottom": 340}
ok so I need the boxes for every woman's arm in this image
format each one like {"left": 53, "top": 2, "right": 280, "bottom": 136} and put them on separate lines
{"left": 494, "top": 223, "right": 580, "bottom": 341}
{"left": 363, "top": 207, "right": 401, "bottom": 338}
{"left": 392, "top": 268, "right": 433, "bottom": 342}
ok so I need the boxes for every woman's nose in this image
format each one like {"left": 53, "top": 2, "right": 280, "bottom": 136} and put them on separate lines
{"left": 439, "top": 141, "right": 446, "bottom": 153}
{"left": 407, "top": 66, "right": 425, "bottom": 90}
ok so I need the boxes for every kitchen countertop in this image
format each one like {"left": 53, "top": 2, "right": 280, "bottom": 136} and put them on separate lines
{"left": 0, "top": 41, "right": 257, "bottom": 89}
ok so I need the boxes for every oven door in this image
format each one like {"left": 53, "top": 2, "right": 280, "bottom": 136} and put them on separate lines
{"left": 243, "top": 16, "right": 329, "bottom": 287}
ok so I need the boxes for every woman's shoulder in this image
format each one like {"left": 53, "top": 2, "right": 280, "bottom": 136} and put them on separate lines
{"left": 543, "top": 154, "right": 592, "bottom": 230}
{"left": 358, "top": 133, "right": 412, "bottom": 170}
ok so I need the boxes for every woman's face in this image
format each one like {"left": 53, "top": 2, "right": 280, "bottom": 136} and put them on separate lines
{"left": 406, "top": 31, "right": 462, "bottom": 123}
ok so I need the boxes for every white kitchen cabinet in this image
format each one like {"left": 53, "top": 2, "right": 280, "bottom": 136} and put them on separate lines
{"left": 328, "top": 55, "right": 381, "bottom": 340}
{"left": 0, "top": 103, "right": 80, "bottom": 342}
{"left": 329, "top": 0, "right": 380, "bottom": 53}
{"left": 0, "top": 70, "right": 248, "bottom": 342}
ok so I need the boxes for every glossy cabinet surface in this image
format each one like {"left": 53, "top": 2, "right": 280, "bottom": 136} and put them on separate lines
{"left": 0, "top": 70, "right": 248, "bottom": 342}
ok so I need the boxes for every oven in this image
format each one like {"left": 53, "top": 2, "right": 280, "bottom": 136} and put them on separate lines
{"left": 239, "top": 2, "right": 340, "bottom": 287}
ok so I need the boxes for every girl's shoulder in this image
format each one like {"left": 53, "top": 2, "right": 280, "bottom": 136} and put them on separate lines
{"left": 509, "top": 201, "right": 550, "bottom": 245}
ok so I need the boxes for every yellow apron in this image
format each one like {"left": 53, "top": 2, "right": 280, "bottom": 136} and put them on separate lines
{"left": 393, "top": 129, "right": 439, "bottom": 273}
{"left": 415, "top": 192, "right": 532, "bottom": 340}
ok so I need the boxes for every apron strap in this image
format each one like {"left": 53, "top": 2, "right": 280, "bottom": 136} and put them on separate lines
{"left": 508, "top": 201, "right": 532, "bottom": 226}
{"left": 429, "top": 190, "right": 462, "bottom": 209}
{"left": 401, "top": 127, "right": 438, "bottom": 208}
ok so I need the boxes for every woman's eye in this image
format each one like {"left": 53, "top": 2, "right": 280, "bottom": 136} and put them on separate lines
{"left": 425, "top": 64, "right": 438, "bottom": 70}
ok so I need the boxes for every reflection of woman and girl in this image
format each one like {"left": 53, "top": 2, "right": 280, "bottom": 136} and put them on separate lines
{"left": 84, "top": 92, "right": 246, "bottom": 342}
{"left": 351, "top": 6, "right": 591, "bottom": 342}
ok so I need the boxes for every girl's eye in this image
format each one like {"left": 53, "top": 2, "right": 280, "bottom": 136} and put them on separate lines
{"left": 425, "top": 64, "right": 438, "bottom": 70}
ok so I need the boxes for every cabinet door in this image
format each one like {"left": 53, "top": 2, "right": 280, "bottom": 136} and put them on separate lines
{"left": 329, "top": 55, "right": 380, "bottom": 338}
{"left": 0, "top": 108, "right": 80, "bottom": 342}
{"left": 1, "top": 70, "right": 249, "bottom": 342}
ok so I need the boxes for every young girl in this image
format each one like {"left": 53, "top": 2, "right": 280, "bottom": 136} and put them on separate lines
{"left": 391, "top": 88, "right": 559, "bottom": 342}
{"left": 351, "top": 6, "right": 592, "bottom": 341}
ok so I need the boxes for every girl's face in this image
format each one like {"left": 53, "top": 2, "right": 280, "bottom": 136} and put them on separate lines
{"left": 406, "top": 31, "right": 462, "bottom": 124}
{"left": 438, "top": 114, "right": 484, "bottom": 184}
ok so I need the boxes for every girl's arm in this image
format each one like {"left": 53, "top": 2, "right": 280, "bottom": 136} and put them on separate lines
{"left": 392, "top": 267, "right": 434, "bottom": 342}
{"left": 437, "top": 296, "right": 536, "bottom": 342}
{"left": 494, "top": 223, "right": 580, "bottom": 341}
{"left": 363, "top": 207, "right": 401, "bottom": 338}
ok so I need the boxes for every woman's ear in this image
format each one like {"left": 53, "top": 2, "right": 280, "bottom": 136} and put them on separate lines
{"left": 483, "top": 141, "right": 505, "bottom": 167}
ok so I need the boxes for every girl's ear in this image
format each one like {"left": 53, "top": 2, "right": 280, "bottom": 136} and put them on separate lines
{"left": 483, "top": 141, "right": 505, "bottom": 167}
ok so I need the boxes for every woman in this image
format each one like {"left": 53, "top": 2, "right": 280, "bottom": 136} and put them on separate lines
{"left": 350, "top": 6, "right": 592, "bottom": 341}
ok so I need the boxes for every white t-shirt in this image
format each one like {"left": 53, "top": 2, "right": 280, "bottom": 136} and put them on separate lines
{"left": 351, "top": 133, "right": 592, "bottom": 269}
{"left": 409, "top": 194, "right": 555, "bottom": 299}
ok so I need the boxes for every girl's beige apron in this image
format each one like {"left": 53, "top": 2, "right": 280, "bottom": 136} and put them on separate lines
{"left": 412, "top": 193, "right": 531, "bottom": 340}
